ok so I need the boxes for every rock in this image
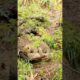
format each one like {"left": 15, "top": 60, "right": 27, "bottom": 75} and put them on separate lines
{"left": 18, "top": 35, "right": 31, "bottom": 50}
{"left": 39, "top": 41, "right": 50, "bottom": 53}
{"left": 21, "top": 44, "right": 49, "bottom": 61}
{"left": 18, "top": 36, "right": 50, "bottom": 61}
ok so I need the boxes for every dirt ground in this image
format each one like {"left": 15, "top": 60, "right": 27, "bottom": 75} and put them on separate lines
{"left": 30, "top": 60, "right": 61, "bottom": 80}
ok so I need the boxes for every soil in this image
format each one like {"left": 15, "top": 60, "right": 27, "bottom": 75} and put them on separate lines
{"left": 19, "top": 7, "right": 62, "bottom": 80}
{"left": 32, "top": 60, "right": 61, "bottom": 80}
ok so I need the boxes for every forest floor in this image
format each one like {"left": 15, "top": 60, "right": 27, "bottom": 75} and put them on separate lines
{"left": 18, "top": 0, "right": 62, "bottom": 80}
{"left": 18, "top": 21, "right": 62, "bottom": 80}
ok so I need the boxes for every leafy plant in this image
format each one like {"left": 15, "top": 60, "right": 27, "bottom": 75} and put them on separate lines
{"left": 38, "top": 27, "right": 54, "bottom": 48}
{"left": 31, "top": 36, "right": 41, "bottom": 48}
{"left": 18, "top": 59, "right": 33, "bottom": 80}
{"left": 42, "top": 34, "right": 54, "bottom": 48}
{"left": 41, "top": 0, "right": 50, "bottom": 8}
{"left": 53, "top": 64, "right": 62, "bottom": 80}
{"left": 18, "top": 0, "right": 62, "bottom": 80}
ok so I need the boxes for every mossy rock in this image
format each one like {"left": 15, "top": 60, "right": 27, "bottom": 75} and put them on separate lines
{"left": 18, "top": 35, "right": 50, "bottom": 61}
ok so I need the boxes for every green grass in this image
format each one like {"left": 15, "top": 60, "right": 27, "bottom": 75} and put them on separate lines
{"left": 18, "top": 59, "right": 33, "bottom": 80}
{"left": 18, "top": 0, "right": 62, "bottom": 80}
{"left": 53, "top": 27, "right": 62, "bottom": 49}
{"left": 18, "top": 27, "right": 62, "bottom": 80}
{"left": 53, "top": 64, "right": 62, "bottom": 80}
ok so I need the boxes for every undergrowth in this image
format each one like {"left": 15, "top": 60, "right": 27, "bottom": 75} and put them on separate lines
{"left": 18, "top": 0, "right": 62, "bottom": 80}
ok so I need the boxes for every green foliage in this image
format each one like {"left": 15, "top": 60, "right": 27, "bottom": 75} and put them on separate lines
{"left": 18, "top": 59, "right": 33, "bottom": 80}
{"left": 18, "top": 0, "right": 49, "bottom": 18}
{"left": 31, "top": 36, "right": 41, "bottom": 48}
{"left": 52, "top": 0, "right": 62, "bottom": 11}
{"left": 49, "top": 50, "right": 62, "bottom": 63}
{"left": 53, "top": 27, "right": 62, "bottom": 49}
{"left": 41, "top": 0, "right": 50, "bottom": 4}
{"left": 42, "top": 34, "right": 54, "bottom": 48}
{"left": 25, "top": 19, "right": 50, "bottom": 28}
{"left": 18, "top": 0, "right": 62, "bottom": 80}
{"left": 41, "top": 0, "right": 50, "bottom": 8}
{"left": 39, "top": 70, "right": 45, "bottom": 76}
{"left": 53, "top": 64, "right": 62, "bottom": 80}
{"left": 38, "top": 27, "right": 54, "bottom": 48}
